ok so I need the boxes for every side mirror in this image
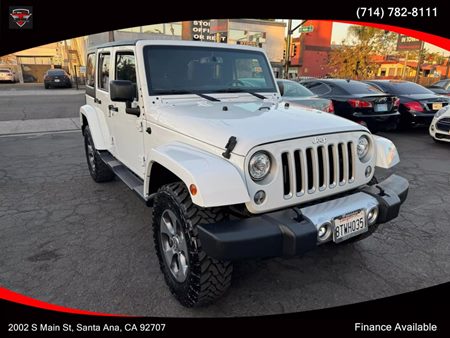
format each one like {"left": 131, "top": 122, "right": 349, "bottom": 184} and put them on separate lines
{"left": 110, "top": 80, "right": 136, "bottom": 102}
{"left": 278, "top": 82, "right": 284, "bottom": 96}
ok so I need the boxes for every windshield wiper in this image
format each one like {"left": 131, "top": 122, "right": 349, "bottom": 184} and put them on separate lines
{"left": 215, "top": 88, "right": 268, "bottom": 100}
{"left": 158, "top": 90, "right": 220, "bottom": 102}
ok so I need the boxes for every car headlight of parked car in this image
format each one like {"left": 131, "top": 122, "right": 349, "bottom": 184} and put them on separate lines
{"left": 434, "top": 106, "right": 449, "bottom": 119}
{"left": 249, "top": 151, "right": 271, "bottom": 181}
{"left": 357, "top": 135, "right": 371, "bottom": 161}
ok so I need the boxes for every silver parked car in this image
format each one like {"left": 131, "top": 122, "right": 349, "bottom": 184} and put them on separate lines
{"left": 277, "top": 79, "right": 334, "bottom": 112}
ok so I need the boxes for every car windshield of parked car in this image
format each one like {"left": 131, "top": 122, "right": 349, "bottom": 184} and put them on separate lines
{"left": 144, "top": 45, "right": 277, "bottom": 95}
{"left": 0, "top": 69, "right": 10, "bottom": 73}
{"left": 279, "top": 81, "right": 314, "bottom": 97}
{"left": 379, "top": 82, "right": 435, "bottom": 95}
{"left": 339, "top": 81, "right": 384, "bottom": 95}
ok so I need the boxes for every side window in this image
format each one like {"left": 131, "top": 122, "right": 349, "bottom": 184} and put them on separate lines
{"left": 115, "top": 52, "right": 136, "bottom": 83}
{"left": 98, "top": 53, "right": 110, "bottom": 91}
{"left": 86, "top": 53, "right": 96, "bottom": 87}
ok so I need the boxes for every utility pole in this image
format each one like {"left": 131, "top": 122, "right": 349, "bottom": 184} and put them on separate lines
{"left": 402, "top": 51, "right": 409, "bottom": 79}
{"left": 414, "top": 40, "right": 424, "bottom": 83}
{"left": 445, "top": 55, "right": 450, "bottom": 79}
{"left": 284, "top": 20, "right": 309, "bottom": 79}
{"left": 284, "top": 19, "right": 292, "bottom": 78}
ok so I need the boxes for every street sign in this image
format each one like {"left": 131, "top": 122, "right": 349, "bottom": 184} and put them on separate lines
{"left": 298, "top": 25, "right": 314, "bottom": 33}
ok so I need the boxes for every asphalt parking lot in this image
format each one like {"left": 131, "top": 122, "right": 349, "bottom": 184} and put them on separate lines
{"left": 0, "top": 83, "right": 84, "bottom": 121}
{"left": 0, "top": 125, "right": 449, "bottom": 317}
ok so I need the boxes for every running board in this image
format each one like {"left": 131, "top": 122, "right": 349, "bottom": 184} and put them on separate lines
{"left": 98, "top": 151, "right": 148, "bottom": 202}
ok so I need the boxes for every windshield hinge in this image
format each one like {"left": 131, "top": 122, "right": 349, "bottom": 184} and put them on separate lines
{"left": 222, "top": 136, "right": 237, "bottom": 159}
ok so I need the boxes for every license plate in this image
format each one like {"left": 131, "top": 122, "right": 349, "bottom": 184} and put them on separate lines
{"left": 432, "top": 103, "right": 443, "bottom": 110}
{"left": 54, "top": 79, "right": 60, "bottom": 82}
{"left": 374, "top": 103, "right": 388, "bottom": 112}
{"left": 333, "top": 209, "right": 367, "bottom": 243}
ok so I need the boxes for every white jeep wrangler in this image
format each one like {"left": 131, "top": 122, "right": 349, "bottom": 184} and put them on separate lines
{"left": 80, "top": 40, "right": 409, "bottom": 307}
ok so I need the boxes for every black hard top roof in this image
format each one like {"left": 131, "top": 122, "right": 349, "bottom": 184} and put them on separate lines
{"left": 88, "top": 39, "right": 140, "bottom": 52}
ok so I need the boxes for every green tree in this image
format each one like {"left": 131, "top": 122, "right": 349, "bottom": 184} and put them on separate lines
{"left": 328, "top": 26, "right": 397, "bottom": 79}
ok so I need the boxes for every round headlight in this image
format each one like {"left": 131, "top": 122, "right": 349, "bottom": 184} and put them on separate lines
{"left": 249, "top": 151, "right": 271, "bottom": 181}
{"left": 434, "top": 106, "right": 448, "bottom": 119}
{"left": 357, "top": 135, "right": 370, "bottom": 160}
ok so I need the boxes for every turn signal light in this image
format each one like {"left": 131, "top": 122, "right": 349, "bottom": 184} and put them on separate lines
{"left": 327, "top": 101, "right": 334, "bottom": 113}
{"left": 189, "top": 184, "right": 198, "bottom": 196}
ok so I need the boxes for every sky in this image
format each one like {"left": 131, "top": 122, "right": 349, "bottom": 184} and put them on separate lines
{"left": 284, "top": 20, "right": 449, "bottom": 56}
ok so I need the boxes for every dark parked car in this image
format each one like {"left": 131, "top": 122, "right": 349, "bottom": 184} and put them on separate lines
{"left": 300, "top": 79, "right": 400, "bottom": 132}
{"left": 427, "top": 79, "right": 450, "bottom": 96}
{"left": 44, "top": 69, "right": 72, "bottom": 89}
{"left": 276, "top": 79, "right": 334, "bottom": 113}
{"left": 364, "top": 80, "right": 450, "bottom": 129}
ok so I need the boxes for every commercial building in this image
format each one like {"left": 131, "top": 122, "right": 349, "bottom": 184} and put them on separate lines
{"left": 0, "top": 38, "right": 86, "bottom": 83}
{"left": 289, "top": 20, "right": 333, "bottom": 78}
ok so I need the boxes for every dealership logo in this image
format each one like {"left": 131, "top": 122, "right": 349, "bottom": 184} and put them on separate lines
{"left": 9, "top": 7, "right": 33, "bottom": 29}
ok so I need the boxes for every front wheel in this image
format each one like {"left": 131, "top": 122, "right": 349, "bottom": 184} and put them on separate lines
{"left": 153, "top": 182, "right": 232, "bottom": 307}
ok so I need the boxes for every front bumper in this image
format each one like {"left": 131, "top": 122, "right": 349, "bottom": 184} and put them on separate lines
{"left": 352, "top": 113, "right": 400, "bottom": 131}
{"left": 198, "top": 174, "right": 409, "bottom": 260}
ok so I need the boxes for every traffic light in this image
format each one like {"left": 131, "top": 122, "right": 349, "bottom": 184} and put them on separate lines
{"left": 291, "top": 44, "right": 297, "bottom": 57}
{"left": 283, "top": 49, "right": 286, "bottom": 59}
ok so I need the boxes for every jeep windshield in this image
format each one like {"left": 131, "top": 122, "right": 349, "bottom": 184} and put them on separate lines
{"left": 143, "top": 45, "right": 277, "bottom": 96}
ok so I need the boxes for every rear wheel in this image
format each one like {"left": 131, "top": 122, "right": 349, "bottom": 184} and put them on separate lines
{"left": 153, "top": 182, "right": 232, "bottom": 307}
{"left": 83, "top": 125, "right": 114, "bottom": 182}
{"left": 44, "top": 83, "right": 50, "bottom": 89}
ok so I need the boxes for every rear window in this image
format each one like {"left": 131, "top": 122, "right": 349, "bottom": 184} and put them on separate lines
{"left": 376, "top": 82, "right": 434, "bottom": 95}
{"left": 0, "top": 69, "right": 11, "bottom": 73}
{"left": 337, "top": 81, "right": 384, "bottom": 95}
{"left": 303, "top": 81, "right": 332, "bottom": 95}
{"left": 278, "top": 80, "right": 314, "bottom": 97}
{"left": 48, "top": 70, "right": 65, "bottom": 75}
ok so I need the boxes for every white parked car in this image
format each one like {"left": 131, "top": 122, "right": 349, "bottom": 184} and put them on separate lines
{"left": 80, "top": 40, "right": 409, "bottom": 307}
{"left": 0, "top": 68, "right": 16, "bottom": 83}
{"left": 429, "top": 105, "right": 450, "bottom": 143}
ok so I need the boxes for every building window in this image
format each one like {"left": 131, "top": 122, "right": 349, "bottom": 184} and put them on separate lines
{"left": 379, "top": 68, "right": 387, "bottom": 76}
{"left": 388, "top": 68, "right": 395, "bottom": 76}
{"left": 229, "top": 30, "right": 266, "bottom": 47}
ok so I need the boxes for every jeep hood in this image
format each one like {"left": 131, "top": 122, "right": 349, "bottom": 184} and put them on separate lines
{"left": 154, "top": 100, "right": 365, "bottom": 156}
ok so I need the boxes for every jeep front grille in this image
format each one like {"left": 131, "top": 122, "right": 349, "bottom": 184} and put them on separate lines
{"left": 281, "top": 142, "right": 355, "bottom": 198}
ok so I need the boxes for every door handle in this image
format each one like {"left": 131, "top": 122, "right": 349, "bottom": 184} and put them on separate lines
{"left": 108, "top": 105, "right": 119, "bottom": 112}
{"left": 94, "top": 97, "right": 102, "bottom": 104}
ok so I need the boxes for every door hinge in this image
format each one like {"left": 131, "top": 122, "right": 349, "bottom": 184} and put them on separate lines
{"left": 111, "top": 136, "right": 115, "bottom": 146}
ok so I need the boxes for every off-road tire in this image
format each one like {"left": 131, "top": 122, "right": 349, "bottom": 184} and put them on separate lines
{"left": 83, "top": 125, "right": 115, "bottom": 182}
{"left": 153, "top": 182, "right": 233, "bottom": 307}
